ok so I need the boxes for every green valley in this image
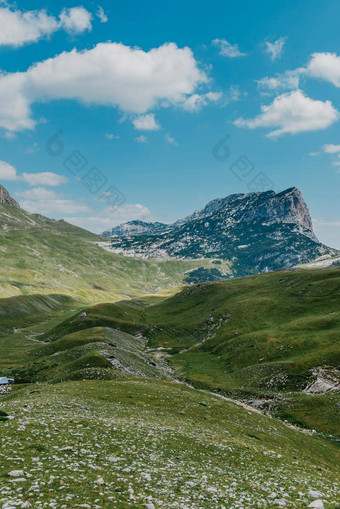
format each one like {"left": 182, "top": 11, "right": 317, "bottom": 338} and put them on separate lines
{"left": 0, "top": 187, "right": 340, "bottom": 508}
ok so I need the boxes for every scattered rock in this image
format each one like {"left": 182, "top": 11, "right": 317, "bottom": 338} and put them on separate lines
{"left": 308, "top": 489, "right": 325, "bottom": 499}
{"left": 8, "top": 470, "right": 25, "bottom": 477}
{"left": 308, "top": 501, "right": 324, "bottom": 509}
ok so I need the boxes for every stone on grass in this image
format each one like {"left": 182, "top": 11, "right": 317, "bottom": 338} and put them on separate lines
{"left": 308, "top": 501, "right": 324, "bottom": 509}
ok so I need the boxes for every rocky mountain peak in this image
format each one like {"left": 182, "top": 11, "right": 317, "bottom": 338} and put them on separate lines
{"left": 0, "top": 185, "right": 20, "bottom": 208}
{"left": 231, "top": 186, "right": 314, "bottom": 232}
{"left": 100, "top": 186, "right": 337, "bottom": 275}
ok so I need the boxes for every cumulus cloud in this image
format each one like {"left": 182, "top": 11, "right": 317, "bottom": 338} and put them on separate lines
{"left": 306, "top": 52, "right": 340, "bottom": 87}
{"left": 21, "top": 172, "right": 69, "bottom": 186}
{"left": 212, "top": 38, "right": 246, "bottom": 58}
{"left": 0, "top": 160, "right": 68, "bottom": 186}
{"left": 264, "top": 37, "right": 286, "bottom": 61}
{"left": 182, "top": 92, "right": 222, "bottom": 112}
{"left": 313, "top": 218, "right": 340, "bottom": 249}
{"left": 16, "top": 187, "right": 89, "bottom": 215}
{"left": 132, "top": 113, "right": 161, "bottom": 131}
{"left": 165, "top": 133, "right": 178, "bottom": 145}
{"left": 0, "top": 5, "right": 92, "bottom": 47}
{"left": 323, "top": 144, "right": 340, "bottom": 153}
{"left": 225, "top": 85, "right": 242, "bottom": 103}
{"left": 59, "top": 7, "right": 92, "bottom": 34}
{"left": 235, "top": 90, "right": 339, "bottom": 137}
{"left": 0, "top": 42, "right": 208, "bottom": 133}
{"left": 0, "top": 160, "right": 17, "bottom": 180}
{"left": 135, "top": 135, "right": 148, "bottom": 143}
{"left": 64, "top": 203, "right": 153, "bottom": 233}
{"left": 97, "top": 6, "right": 108, "bottom": 23}
{"left": 258, "top": 52, "right": 340, "bottom": 93}
{"left": 105, "top": 133, "right": 120, "bottom": 140}
{"left": 257, "top": 70, "right": 301, "bottom": 93}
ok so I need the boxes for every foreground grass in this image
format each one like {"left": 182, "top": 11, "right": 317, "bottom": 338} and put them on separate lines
{"left": 0, "top": 379, "right": 339, "bottom": 508}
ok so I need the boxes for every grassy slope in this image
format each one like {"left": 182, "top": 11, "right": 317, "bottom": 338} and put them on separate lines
{"left": 0, "top": 294, "right": 81, "bottom": 375}
{"left": 0, "top": 202, "right": 224, "bottom": 303}
{"left": 27, "top": 268, "right": 340, "bottom": 435}
{"left": 145, "top": 268, "right": 340, "bottom": 436}
{"left": 0, "top": 295, "right": 170, "bottom": 383}
{"left": 13, "top": 325, "right": 171, "bottom": 384}
{"left": 0, "top": 380, "right": 339, "bottom": 508}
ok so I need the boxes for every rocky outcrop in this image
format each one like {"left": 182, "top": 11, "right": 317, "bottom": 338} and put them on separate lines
{"left": 103, "top": 220, "right": 168, "bottom": 237}
{"left": 100, "top": 187, "right": 337, "bottom": 276}
{"left": 0, "top": 185, "right": 20, "bottom": 208}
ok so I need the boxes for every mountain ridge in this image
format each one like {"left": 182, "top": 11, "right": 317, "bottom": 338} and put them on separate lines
{"left": 101, "top": 187, "right": 337, "bottom": 276}
{"left": 0, "top": 184, "right": 20, "bottom": 208}
{"left": 103, "top": 187, "right": 314, "bottom": 238}
{"left": 0, "top": 184, "right": 225, "bottom": 300}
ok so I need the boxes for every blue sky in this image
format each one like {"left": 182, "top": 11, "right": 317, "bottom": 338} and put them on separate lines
{"left": 0, "top": 0, "right": 339, "bottom": 248}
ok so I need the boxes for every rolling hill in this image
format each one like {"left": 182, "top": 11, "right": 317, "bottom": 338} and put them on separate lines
{"left": 0, "top": 185, "right": 228, "bottom": 302}
{"left": 3, "top": 267, "right": 339, "bottom": 438}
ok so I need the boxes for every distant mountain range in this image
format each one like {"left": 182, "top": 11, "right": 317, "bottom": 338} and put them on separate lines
{"left": 1, "top": 183, "right": 338, "bottom": 294}
{"left": 102, "top": 187, "right": 338, "bottom": 277}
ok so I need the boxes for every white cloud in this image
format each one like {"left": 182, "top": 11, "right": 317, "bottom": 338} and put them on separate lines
{"left": 135, "top": 135, "right": 148, "bottom": 143}
{"left": 309, "top": 151, "right": 320, "bottom": 156}
{"left": 306, "top": 52, "right": 340, "bottom": 87}
{"left": 313, "top": 218, "right": 340, "bottom": 249}
{"left": 0, "top": 72, "right": 36, "bottom": 131}
{"left": 16, "top": 187, "right": 89, "bottom": 215}
{"left": 59, "top": 7, "right": 92, "bottom": 34}
{"left": 165, "top": 133, "right": 178, "bottom": 145}
{"left": 97, "top": 6, "right": 108, "bottom": 23}
{"left": 26, "top": 142, "right": 39, "bottom": 154}
{"left": 21, "top": 172, "right": 69, "bottom": 187}
{"left": 105, "top": 133, "right": 120, "bottom": 140}
{"left": 257, "top": 70, "right": 301, "bottom": 93}
{"left": 132, "top": 113, "right": 161, "bottom": 131}
{"left": 323, "top": 144, "right": 340, "bottom": 153}
{"left": 0, "top": 161, "right": 69, "bottom": 185}
{"left": 235, "top": 90, "right": 339, "bottom": 137}
{"left": 0, "top": 6, "right": 58, "bottom": 47}
{"left": 16, "top": 187, "right": 60, "bottom": 200}
{"left": 0, "top": 5, "right": 92, "bottom": 47}
{"left": 212, "top": 38, "right": 246, "bottom": 58}
{"left": 0, "top": 160, "right": 17, "bottom": 180}
{"left": 314, "top": 218, "right": 340, "bottom": 226}
{"left": 264, "top": 37, "right": 286, "bottom": 61}
{"left": 258, "top": 52, "right": 340, "bottom": 94}
{"left": 225, "top": 85, "right": 242, "bottom": 103}
{"left": 182, "top": 92, "right": 222, "bottom": 112}
{"left": 65, "top": 203, "right": 153, "bottom": 233}
{"left": 0, "top": 42, "right": 208, "bottom": 132}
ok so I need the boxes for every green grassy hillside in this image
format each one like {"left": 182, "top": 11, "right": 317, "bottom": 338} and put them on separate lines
{"left": 0, "top": 380, "right": 339, "bottom": 508}
{"left": 14, "top": 326, "right": 171, "bottom": 384}
{"left": 0, "top": 294, "right": 171, "bottom": 383}
{"left": 0, "top": 201, "right": 230, "bottom": 302}
{"left": 146, "top": 268, "right": 340, "bottom": 436}
{"left": 21, "top": 268, "right": 339, "bottom": 436}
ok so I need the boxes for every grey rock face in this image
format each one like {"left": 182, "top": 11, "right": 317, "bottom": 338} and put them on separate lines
{"left": 0, "top": 185, "right": 20, "bottom": 208}
{"left": 102, "top": 220, "right": 168, "bottom": 238}
{"left": 101, "top": 187, "right": 337, "bottom": 276}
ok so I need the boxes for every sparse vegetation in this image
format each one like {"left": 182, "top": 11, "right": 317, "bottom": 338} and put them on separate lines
{"left": 0, "top": 380, "right": 339, "bottom": 507}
